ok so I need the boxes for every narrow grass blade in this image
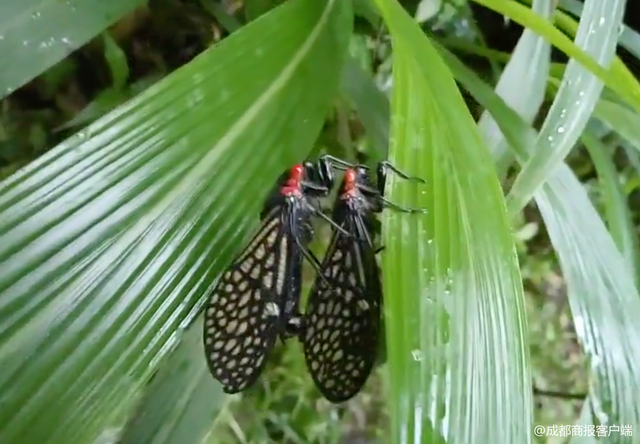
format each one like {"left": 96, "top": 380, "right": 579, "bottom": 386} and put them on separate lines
{"left": 477, "top": 0, "right": 553, "bottom": 173}
{"left": 505, "top": 0, "right": 626, "bottom": 214}
{"left": 470, "top": 0, "right": 640, "bottom": 113}
{"left": 559, "top": 0, "right": 640, "bottom": 61}
{"left": 593, "top": 100, "right": 640, "bottom": 153}
{"left": 582, "top": 132, "right": 640, "bottom": 285}
{"left": 0, "top": 1, "right": 352, "bottom": 443}
{"left": 372, "top": 1, "right": 531, "bottom": 443}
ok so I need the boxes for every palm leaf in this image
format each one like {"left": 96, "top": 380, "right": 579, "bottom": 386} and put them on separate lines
{"left": 0, "top": 1, "right": 352, "bottom": 443}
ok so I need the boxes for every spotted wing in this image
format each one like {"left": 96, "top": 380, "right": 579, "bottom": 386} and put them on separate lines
{"left": 303, "top": 212, "right": 381, "bottom": 403}
{"left": 203, "top": 207, "right": 292, "bottom": 393}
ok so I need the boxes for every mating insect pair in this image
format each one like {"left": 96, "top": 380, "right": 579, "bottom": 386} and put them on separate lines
{"left": 202, "top": 155, "right": 426, "bottom": 403}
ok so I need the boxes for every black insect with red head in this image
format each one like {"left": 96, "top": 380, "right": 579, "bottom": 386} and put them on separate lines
{"left": 301, "top": 160, "right": 427, "bottom": 403}
{"left": 202, "top": 155, "right": 360, "bottom": 394}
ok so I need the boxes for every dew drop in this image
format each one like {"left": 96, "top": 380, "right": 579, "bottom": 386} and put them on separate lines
{"left": 557, "top": 126, "right": 565, "bottom": 134}
{"left": 411, "top": 349, "right": 423, "bottom": 361}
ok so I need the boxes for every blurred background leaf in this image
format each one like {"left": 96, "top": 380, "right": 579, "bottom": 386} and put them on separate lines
{"left": 0, "top": 0, "right": 147, "bottom": 99}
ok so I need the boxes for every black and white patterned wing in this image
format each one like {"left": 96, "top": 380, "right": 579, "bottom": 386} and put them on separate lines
{"left": 303, "top": 213, "right": 381, "bottom": 402}
{"left": 203, "top": 208, "right": 292, "bottom": 393}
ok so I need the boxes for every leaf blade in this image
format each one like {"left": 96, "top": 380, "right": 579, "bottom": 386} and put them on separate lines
{"left": 372, "top": 1, "right": 531, "bottom": 443}
{"left": 505, "top": 0, "right": 626, "bottom": 214}
{"left": 0, "top": 0, "right": 145, "bottom": 98}
{"left": 0, "top": 1, "right": 352, "bottom": 443}
{"left": 441, "top": 42, "right": 640, "bottom": 438}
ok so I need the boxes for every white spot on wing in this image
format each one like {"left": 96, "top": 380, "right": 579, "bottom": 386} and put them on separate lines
{"left": 265, "top": 302, "right": 280, "bottom": 317}
{"left": 275, "top": 237, "right": 288, "bottom": 294}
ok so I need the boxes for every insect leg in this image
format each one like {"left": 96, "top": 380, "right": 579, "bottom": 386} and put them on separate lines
{"left": 319, "top": 154, "right": 364, "bottom": 171}
{"left": 356, "top": 183, "right": 427, "bottom": 214}
{"left": 284, "top": 315, "right": 306, "bottom": 338}
{"left": 379, "top": 196, "right": 428, "bottom": 214}
{"left": 294, "top": 236, "right": 335, "bottom": 290}
{"left": 378, "top": 161, "right": 426, "bottom": 183}
{"left": 301, "top": 181, "right": 330, "bottom": 194}
{"left": 312, "top": 205, "right": 368, "bottom": 242}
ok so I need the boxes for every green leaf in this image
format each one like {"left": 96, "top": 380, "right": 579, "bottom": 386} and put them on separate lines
{"left": 593, "top": 100, "right": 640, "bottom": 153}
{"left": 470, "top": 0, "right": 640, "bottom": 114}
{"left": 199, "top": 0, "right": 243, "bottom": 32}
{"left": 477, "top": 0, "right": 553, "bottom": 174}
{"left": 339, "top": 56, "right": 389, "bottom": 161}
{"left": 0, "top": 1, "right": 352, "bottom": 444}
{"left": 559, "top": 0, "right": 640, "bottom": 62}
{"left": 352, "top": 0, "right": 381, "bottom": 24}
{"left": 116, "top": 318, "right": 226, "bottom": 444}
{"left": 504, "top": 0, "right": 626, "bottom": 214}
{"left": 439, "top": 40, "right": 640, "bottom": 438}
{"left": 245, "top": 0, "right": 279, "bottom": 21}
{"left": 582, "top": 133, "right": 640, "bottom": 286}
{"left": 546, "top": 0, "right": 640, "bottom": 105}
{"left": 0, "top": 0, "right": 146, "bottom": 99}
{"left": 372, "top": 1, "right": 531, "bottom": 443}
{"left": 103, "top": 32, "right": 130, "bottom": 90}
{"left": 56, "top": 88, "right": 133, "bottom": 130}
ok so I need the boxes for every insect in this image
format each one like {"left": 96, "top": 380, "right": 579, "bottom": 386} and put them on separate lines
{"left": 302, "top": 161, "right": 426, "bottom": 403}
{"left": 202, "top": 157, "right": 359, "bottom": 394}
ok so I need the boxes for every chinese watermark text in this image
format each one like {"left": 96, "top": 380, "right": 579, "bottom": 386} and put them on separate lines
{"left": 533, "top": 425, "right": 633, "bottom": 437}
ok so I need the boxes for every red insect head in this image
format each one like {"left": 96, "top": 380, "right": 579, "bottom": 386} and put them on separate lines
{"left": 341, "top": 168, "right": 358, "bottom": 199}
{"left": 280, "top": 163, "right": 305, "bottom": 196}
